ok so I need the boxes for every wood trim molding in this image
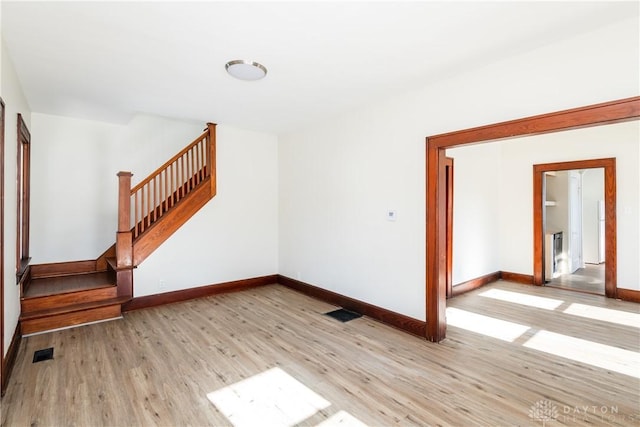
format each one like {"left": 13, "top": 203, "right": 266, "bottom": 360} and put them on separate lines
{"left": 500, "top": 271, "right": 534, "bottom": 285}
{"left": 132, "top": 177, "right": 213, "bottom": 266}
{"left": 30, "top": 260, "right": 98, "bottom": 279}
{"left": 425, "top": 145, "right": 447, "bottom": 342}
{"left": 425, "top": 96, "right": 639, "bottom": 342}
{"left": 122, "top": 275, "right": 278, "bottom": 312}
{"left": 16, "top": 113, "right": 31, "bottom": 279}
{"left": 1, "top": 322, "right": 21, "bottom": 396}
{"left": 428, "top": 97, "right": 640, "bottom": 148}
{"left": 450, "top": 272, "right": 500, "bottom": 297}
{"left": 445, "top": 157, "right": 454, "bottom": 299}
{"left": 616, "top": 288, "right": 640, "bottom": 304}
{"left": 0, "top": 97, "right": 5, "bottom": 391}
{"left": 532, "top": 158, "right": 616, "bottom": 297}
{"left": 448, "top": 271, "right": 535, "bottom": 299}
{"left": 278, "top": 275, "right": 426, "bottom": 337}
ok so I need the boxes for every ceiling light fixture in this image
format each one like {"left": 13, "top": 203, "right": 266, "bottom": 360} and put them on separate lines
{"left": 225, "top": 60, "right": 267, "bottom": 81}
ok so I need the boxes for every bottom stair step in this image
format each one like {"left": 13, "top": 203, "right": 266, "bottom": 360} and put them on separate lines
{"left": 20, "top": 296, "right": 130, "bottom": 335}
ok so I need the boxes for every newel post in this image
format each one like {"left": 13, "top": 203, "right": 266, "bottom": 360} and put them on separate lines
{"left": 207, "top": 122, "right": 217, "bottom": 197}
{"left": 116, "top": 171, "right": 134, "bottom": 296}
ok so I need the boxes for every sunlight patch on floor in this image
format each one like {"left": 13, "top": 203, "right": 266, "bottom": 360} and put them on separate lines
{"left": 446, "top": 307, "right": 530, "bottom": 342}
{"left": 478, "top": 288, "right": 565, "bottom": 310}
{"left": 523, "top": 330, "right": 640, "bottom": 378}
{"left": 207, "top": 367, "right": 330, "bottom": 427}
{"left": 563, "top": 303, "right": 640, "bottom": 328}
{"left": 316, "top": 410, "right": 369, "bottom": 427}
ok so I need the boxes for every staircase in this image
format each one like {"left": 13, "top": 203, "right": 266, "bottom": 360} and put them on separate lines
{"left": 19, "top": 123, "right": 217, "bottom": 335}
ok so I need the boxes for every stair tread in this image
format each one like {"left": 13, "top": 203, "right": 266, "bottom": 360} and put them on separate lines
{"left": 20, "top": 296, "right": 130, "bottom": 320}
{"left": 105, "top": 256, "right": 134, "bottom": 271}
{"left": 23, "top": 271, "right": 115, "bottom": 299}
{"left": 106, "top": 257, "right": 116, "bottom": 269}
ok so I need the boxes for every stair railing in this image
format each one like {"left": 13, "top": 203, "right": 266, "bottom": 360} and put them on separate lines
{"left": 116, "top": 123, "right": 216, "bottom": 274}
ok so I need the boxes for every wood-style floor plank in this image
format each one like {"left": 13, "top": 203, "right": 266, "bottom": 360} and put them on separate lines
{"left": 1, "top": 281, "right": 638, "bottom": 426}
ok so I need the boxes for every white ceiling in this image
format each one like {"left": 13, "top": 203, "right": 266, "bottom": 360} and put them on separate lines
{"left": 2, "top": 1, "right": 637, "bottom": 134}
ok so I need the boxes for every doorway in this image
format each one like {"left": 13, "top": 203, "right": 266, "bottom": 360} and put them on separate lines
{"left": 542, "top": 168, "right": 605, "bottom": 295}
{"left": 425, "top": 96, "right": 638, "bottom": 343}
{"left": 533, "top": 158, "right": 616, "bottom": 298}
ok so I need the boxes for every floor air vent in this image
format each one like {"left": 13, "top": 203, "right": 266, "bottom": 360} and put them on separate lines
{"left": 33, "top": 347, "right": 54, "bottom": 363}
{"left": 324, "top": 308, "right": 362, "bottom": 322}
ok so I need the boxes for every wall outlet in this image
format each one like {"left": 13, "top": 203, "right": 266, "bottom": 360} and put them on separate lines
{"left": 387, "top": 210, "right": 397, "bottom": 221}
{"left": 159, "top": 280, "right": 167, "bottom": 291}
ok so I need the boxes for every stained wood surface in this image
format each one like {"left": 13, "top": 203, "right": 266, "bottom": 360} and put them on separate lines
{"left": 2, "top": 282, "right": 638, "bottom": 426}
{"left": 123, "top": 275, "right": 277, "bottom": 312}
{"left": 532, "top": 158, "right": 617, "bottom": 295}
{"left": 278, "top": 275, "right": 426, "bottom": 336}
{"left": 132, "top": 178, "right": 213, "bottom": 266}
{"left": 30, "top": 260, "right": 98, "bottom": 279}
{"left": 427, "top": 96, "right": 640, "bottom": 148}
{"left": 450, "top": 271, "right": 500, "bottom": 297}
{"left": 20, "top": 272, "right": 121, "bottom": 335}
{"left": 23, "top": 272, "right": 114, "bottom": 298}
{"left": 0, "top": 98, "right": 4, "bottom": 395}
{"left": 20, "top": 304, "right": 122, "bottom": 335}
{"left": 425, "top": 97, "right": 640, "bottom": 342}
{"left": 500, "top": 270, "right": 534, "bottom": 285}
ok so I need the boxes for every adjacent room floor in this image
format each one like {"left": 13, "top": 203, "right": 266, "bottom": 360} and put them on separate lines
{"left": 1, "top": 281, "right": 638, "bottom": 426}
{"left": 548, "top": 263, "right": 606, "bottom": 295}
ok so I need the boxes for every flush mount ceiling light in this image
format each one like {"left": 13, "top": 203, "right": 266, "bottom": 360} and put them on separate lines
{"left": 225, "top": 60, "right": 267, "bottom": 81}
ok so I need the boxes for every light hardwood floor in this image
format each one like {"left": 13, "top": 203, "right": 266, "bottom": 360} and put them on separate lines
{"left": 1, "top": 281, "right": 639, "bottom": 426}
{"left": 548, "top": 263, "right": 605, "bottom": 295}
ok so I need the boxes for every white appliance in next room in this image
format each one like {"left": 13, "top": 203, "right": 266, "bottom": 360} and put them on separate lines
{"left": 584, "top": 200, "right": 605, "bottom": 264}
{"left": 597, "top": 200, "right": 605, "bottom": 263}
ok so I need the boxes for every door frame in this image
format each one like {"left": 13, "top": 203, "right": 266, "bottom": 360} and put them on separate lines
{"left": 533, "top": 158, "right": 616, "bottom": 297}
{"left": 425, "top": 96, "right": 640, "bottom": 342}
{"left": 444, "top": 157, "right": 454, "bottom": 298}
{"left": 0, "top": 98, "right": 5, "bottom": 393}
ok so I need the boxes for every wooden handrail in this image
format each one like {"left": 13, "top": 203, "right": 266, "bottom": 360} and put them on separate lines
{"left": 113, "top": 123, "right": 216, "bottom": 297}
{"left": 131, "top": 129, "right": 209, "bottom": 194}
{"left": 121, "top": 123, "right": 217, "bottom": 240}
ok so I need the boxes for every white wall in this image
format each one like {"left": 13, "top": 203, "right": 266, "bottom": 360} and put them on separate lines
{"left": 134, "top": 125, "right": 279, "bottom": 297}
{"left": 545, "top": 171, "right": 569, "bottom": 237}
{"left": 279, "top": 17, "right": 639, "bottom": 321}
{"left": 1, "top": 37, "right": 32, "bottom": 356}
{"left": 446, "top": 143, "right": 502, "bottom": 285}
{"left": 29, "top": 115, "right": 279, "bottom": 295}
{"left": 30, "top": 113, "right": 205, "bottom": 263}
{"left": 30, "top": 114, "right": 124, "bottom": 262}
{"left": 497, "top": 122, "right": 639, "bottom": 290}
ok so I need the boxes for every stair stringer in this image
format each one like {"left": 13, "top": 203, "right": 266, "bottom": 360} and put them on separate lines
{"left": 132, "top": 176, "right": 215, "bottom": 267}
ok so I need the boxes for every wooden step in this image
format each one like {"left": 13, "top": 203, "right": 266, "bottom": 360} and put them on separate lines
{"left": 24, "top": 271, "right": 113, "bottom": 298}
{"left": 21, "top": 272, "right": 117, "bottom": 313}
{"left": 105, "top": 256, "right": 134, "bottom": 272}
{"left": 20, "top": 296, "right": 129, "bottom": 335}
{"left": 21, "top": 285, "right": 118, "bottom": 313}
{"left": 20, "top": 270, "right": 128, "bottom": 335}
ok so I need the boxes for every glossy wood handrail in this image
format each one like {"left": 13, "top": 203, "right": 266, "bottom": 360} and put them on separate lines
{"left": 128, "top": 123, "right": 216, "bottom": 239}
{"left": 114, "top": 123, "right": 217, "bottom": 295}
{"left": 131, "top": 128, "right": 210, "bottom": 194}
